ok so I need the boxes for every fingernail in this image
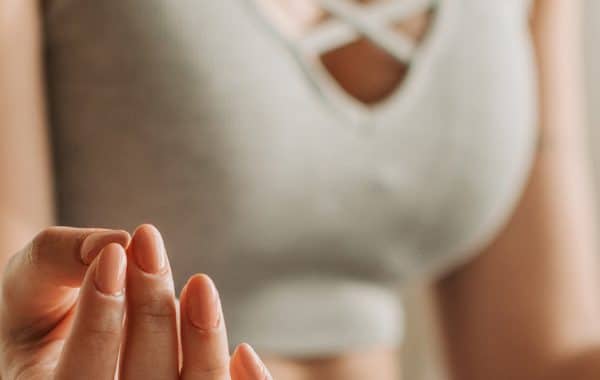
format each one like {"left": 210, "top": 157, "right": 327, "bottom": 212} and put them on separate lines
{"left": 186, "top": 274, "right": 221, "bottom": 330}
{"left": 132, "top": 225, "right": 165, "bottom": 274}
{"left": 81, "top": 230, "right": 130, "bottom": 265}
{"left": 95, "top": 243, "right": 127, "bottom": 296}
{"left": 236, "top": 343, "right": 270, "bottom": 379}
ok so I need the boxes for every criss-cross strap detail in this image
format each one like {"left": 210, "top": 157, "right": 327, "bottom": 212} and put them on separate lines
{"left": 299, "top": 0, "right": 437, "bottom": 60}
{"left": 245, "top": 0, "right": 444, "bottom": 124}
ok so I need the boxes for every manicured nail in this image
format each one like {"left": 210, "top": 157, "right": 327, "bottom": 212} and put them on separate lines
{"left": 185, "top": 274, "right": 221, "bottom": 330}
{"left": 132, "top": 225, "right": 165, "bottom": 274}
{"left": 95, "top": 243, "right": 127, "bottom": 296}
{"left": 81, "top": 230, "right": 130, "bottom": 265}
{"left": 235, "top": 343, "right": 270, "bottom": 380}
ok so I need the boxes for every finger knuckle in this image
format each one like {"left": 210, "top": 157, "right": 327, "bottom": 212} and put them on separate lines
{"left": 0, "top": 228, "right": 59, "bottom": 295}
{"left": 183, "top": 364, "right": 229, "bottom": 379}
{"left": 192, "top": 325, "right": 223, "bottom": 339}
{"left": 29, "top": 227, "right": 64, "bottom": 268}
{"left": 84, "top": 319, "right": 123, "bottom": 341}
{"left": 0, "top": 248, "right": 34, "bottom": 319}
{"left": 12, "top": 365, "right": 43, "bottom": 380}
{"left": 31, "top": 227, "right": 62, "bottom": 252}
{"left": 130, "top": 294, "right": 177, "bottom": 329}
{"left": 3, "top": 340, "right": 51, "bottom": 380}
{"left": 0, "top": 252, "right": 19, "bottom": 291}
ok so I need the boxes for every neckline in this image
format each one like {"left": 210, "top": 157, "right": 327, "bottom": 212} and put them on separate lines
{"left": 243, "top": 0, "right": 456, "bottom": 128}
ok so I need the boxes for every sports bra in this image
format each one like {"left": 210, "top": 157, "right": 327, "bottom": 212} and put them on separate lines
{"left": 44, "top": 0, "right": 537, "bottom": 355}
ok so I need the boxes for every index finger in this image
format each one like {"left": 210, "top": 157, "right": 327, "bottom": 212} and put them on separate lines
{"left": 0, "top": 226, "right": 130, "bottom": 340}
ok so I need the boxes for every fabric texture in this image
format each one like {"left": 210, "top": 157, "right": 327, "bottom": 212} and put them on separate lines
{"left": 44, "top": 0, "right": 537, "bottom": 355}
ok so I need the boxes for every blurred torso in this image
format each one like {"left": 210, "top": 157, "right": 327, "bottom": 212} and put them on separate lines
{"left": 44, "top": 0, "right": 536, "bottom": 378}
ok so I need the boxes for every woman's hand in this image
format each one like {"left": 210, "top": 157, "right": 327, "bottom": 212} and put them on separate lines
{"left": 0, "top": 225, "right": 272, "bottom": 380}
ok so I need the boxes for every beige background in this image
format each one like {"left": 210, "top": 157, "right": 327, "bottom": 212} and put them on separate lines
{"left": 402, "top": 2, "right": 600, "bottom": 378}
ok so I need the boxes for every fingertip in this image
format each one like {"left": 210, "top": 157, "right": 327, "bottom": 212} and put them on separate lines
{"left": 187, "top": 273, "right": 215, "bottom": 288}
{"left": 133, "top": 224, "right": 161, "bottom": 239}
{"left": 116, "top": 229, "right": 132, "bottom": 247}
{"left": 130, "top": 224, "right": 166, "bottom": 274}
{"left": 183, "top": 274, "right": 221, "bottom": 331}
{"left": 80, "top": 229, "right": 131, "bottom": 265}
{"left": 131, "top": 224, "right": 162, "bottom": 253}
{"left": 233, "top": 343, "right": 257, "bottom": 362}
{"left": 183, "top": 274, "right": 217, "bottom": 297}
{"left": 94, "top": 243, "right": 127, "bottom": 296}
{"left": 231, "top": 343, "right": 270, "bottom": 380}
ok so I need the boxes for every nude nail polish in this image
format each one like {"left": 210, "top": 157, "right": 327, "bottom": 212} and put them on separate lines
{"left": 95, "top": 244, "right": 127, "bottom": 296}
{"left": 236, "top": 343, "right": 270, "bottom": 379}
{"left": 186, "top": 274, "right": 221, "bottom": 330}
{"left": 132, "top": 225, "right": 166, "bottom": 274}
{"left": 81, "top": 230, "right": 130, "bottom": 265}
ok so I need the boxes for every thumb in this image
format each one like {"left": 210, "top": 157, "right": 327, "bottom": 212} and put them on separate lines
{"left": 0, "top": 227, "right": 130, "bottom": 342}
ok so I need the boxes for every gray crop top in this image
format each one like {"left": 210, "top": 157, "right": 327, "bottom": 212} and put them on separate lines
{"left": 44, "top": 0, "right": 537, "bottom": 355}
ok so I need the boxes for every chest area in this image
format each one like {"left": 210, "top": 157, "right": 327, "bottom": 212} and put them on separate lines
{"left": 253, "top": 0, "right": 435, "bottom": 105}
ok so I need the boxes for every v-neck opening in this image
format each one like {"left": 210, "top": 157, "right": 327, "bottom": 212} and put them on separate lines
{"left": 242, "top": 0, "right": 456, "bottom": 128}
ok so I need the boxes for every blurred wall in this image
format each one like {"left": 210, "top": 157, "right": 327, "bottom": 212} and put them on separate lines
{"left": 403, "top": 2, "right": 600, "bottom": 379}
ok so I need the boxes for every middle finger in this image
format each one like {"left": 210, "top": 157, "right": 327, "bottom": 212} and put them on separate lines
{"left": 120, "top": 224, "right": 179, "bottom": 380}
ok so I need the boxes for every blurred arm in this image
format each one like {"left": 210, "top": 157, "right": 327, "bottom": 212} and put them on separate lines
{"left": 434, "top": 1, "right": 600, "bottom": 379}
{"left": 0, "top": 0, "right": 55, "bottom": 267}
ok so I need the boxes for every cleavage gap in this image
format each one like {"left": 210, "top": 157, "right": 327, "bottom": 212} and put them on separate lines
{"left": 255, "top": 0, "right": 435, "bottom": 105}
{"left": 320, "top": 7, "right": 434, "bottom": 105}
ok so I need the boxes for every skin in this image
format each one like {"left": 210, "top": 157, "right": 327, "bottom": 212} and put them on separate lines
{"left": 0, "top": 0, "right": 598, "bottom": 379}
{"left": 0, "top": 224, "right": 273, "bottom": 380}
{"left": 435, "top": 1, "right": 600, "bottom": 380}
{"left": 258, "top": 0, "right": 431, "bottom": 104}
{"left": 0, "top": 3, "right": 271, "bottom": 378}
{"left": 0, "top": 0, "right": 55, "bottom": 260}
